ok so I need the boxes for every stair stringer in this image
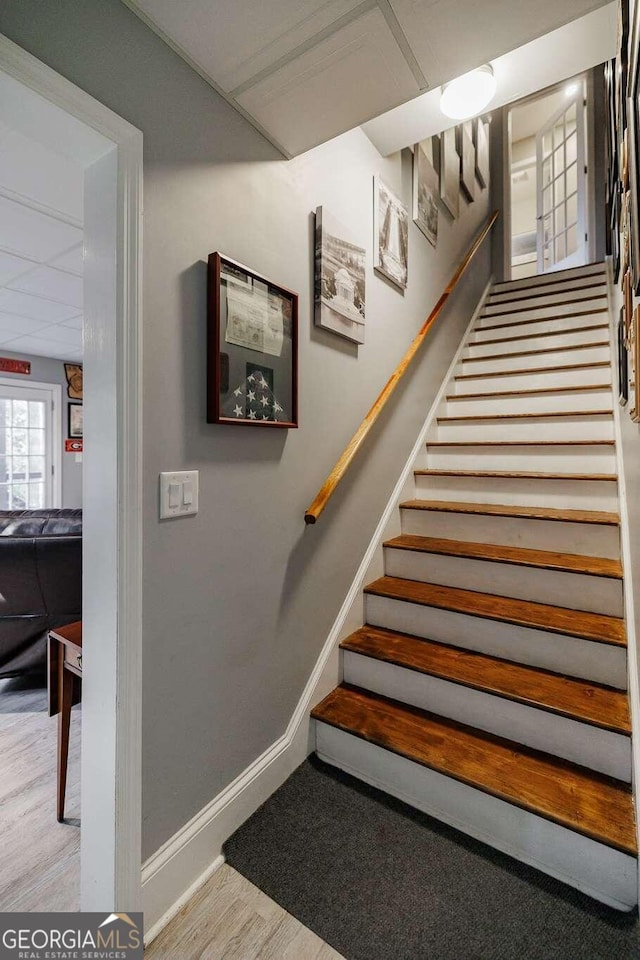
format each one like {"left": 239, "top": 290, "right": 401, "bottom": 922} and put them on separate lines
{"left": 607, "top": 261, "right": 640, "bottom": 905}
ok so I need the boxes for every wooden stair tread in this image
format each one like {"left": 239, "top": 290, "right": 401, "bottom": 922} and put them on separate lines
{"left": 383, "top": 534, "right": 623, "bottom": 579}
{"left": 455, "top": 361, "right": 610, "bottom": 380}
{"left": 341, "top": 625, "right": 630, "bottom": 734}
{"left": 312, "top": 685, "right": 636, "bottom": 855}
{"left": 437, "top": 410, "right": 613, "bottom": 422}
{"left": 447, "top": 383, "right": 612, "bottom": 400}
{"left": 415, "top": 469, "right": 617, "bottom": 480}
{"left": 473, "top": 323, "right": 608, "bottom": 347}
{"left": 364, "top": 576, "right": 626, "bottom": 646}
{"left": 482, "top": 295, "right": 607, "bottom": 318}
{"left": 480, "top": 308, "right": 608, "bottom": 332}
{"left": 463, "top": 342, "right": 609, "bottom": 363}
{"left": 426, "top": 439, "right": 614, "bottom": 446}
{"left": 400, "top": 499, "right": 620, "bottom": 526}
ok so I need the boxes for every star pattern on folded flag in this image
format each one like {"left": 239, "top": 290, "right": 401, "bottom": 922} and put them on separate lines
{"left": 223, "top": 373, "right": 286, "bottom": 422}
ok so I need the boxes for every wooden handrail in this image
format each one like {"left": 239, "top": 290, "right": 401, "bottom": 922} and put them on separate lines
{"left": 304, "top": 210, "right": 499, "bottom": 525}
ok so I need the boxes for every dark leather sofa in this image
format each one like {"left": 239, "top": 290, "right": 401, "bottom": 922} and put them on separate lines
{"left": 0, "top": 509, "right": 82, "bottom": 679}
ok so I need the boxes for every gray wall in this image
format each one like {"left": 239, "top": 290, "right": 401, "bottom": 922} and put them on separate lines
{"left": 0, "top": 348, "right": 82, "bottom": 508}
{"left": 0, "top": 0, "right": 492, "bottom": 859}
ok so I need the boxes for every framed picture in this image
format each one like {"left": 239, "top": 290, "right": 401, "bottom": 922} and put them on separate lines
{"left": 207, "top": 253, "right": 298, "bottom": 427}
{"left": 68, "top": 403, "right": 83, "bottom": 438}
{"left": 314, "top": 206, "right": 366, "bottom": 344}
{"left": 373, "top": 176, "right": 409, "bottom": 290}
{"left": 474, "top": 117, "right": 489, "bottom": 189}
{"left": 412, "top": 141, "right": 438, "bottom": 246}
{"left": 627, "top": 2, "right": 640, "bottom": 292}
{"left": 439, "top": 126, "right": 459, "bottom": 219}
{"left": 631, "top": 304, "right": 640, "bottom": 423}
{"left": 618, "top": 309, "right": 629, "bottom": 406}
{"left": 611, "top": 184, "right": 621, "bottom": 283}
{"left": 458, "top": 122, "right": 475, "bottom": 202}
{"left": 64, "top": 363, "right": 83, "bottom": 400}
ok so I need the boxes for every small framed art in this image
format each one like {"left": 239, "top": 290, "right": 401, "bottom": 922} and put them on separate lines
{"left": 373, "top": 176, "right": 409, "bottom": 290}
{"left": 440, "top": 126, "right": 460, "bottom": 219}
{"left": 207, "top": 253, "right": 298, "bottom": 427}
{"left": 68, "top": 403, "right": 83, "bottom": 438}
{"left": 412, "top": 141, "right": 438, "bottom": 247}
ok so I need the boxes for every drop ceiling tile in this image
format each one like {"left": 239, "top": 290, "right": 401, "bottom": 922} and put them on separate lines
{"left": 59, "top": 315, "right": 83, "bottom": 330}
{"left": 9, "top": 265, "right": 83, "bottom": 309}
{"left": 1, "top": 335, "right": 82, "bottom": 361}
{"left": 236, "top": 6, "right": 420, "bottom": 155}
{"left": 31, "top": 323, "right": 82, "bottom": 346}
{"left": 48, "top": 244, "right": 84, "bottom": 277}
{"left": 0, "top": 289, "right": 81, "bottom": 322}
{"left": 0, "top": 130, "right": 83, "bottom": 222}
{"left": 0, "top": 250, "right": 33, "bottom": 286}
{"left": 130, "top": 0, "right": 365, "bottom": 92}
{"left": 0, "top": 196, "right": 82, "bottom": 263}
{"left": 0, "top": 312, "right": 50, "bottom": 336}
{"left": 388, "top": 0, "right": 611, "bottom": 86}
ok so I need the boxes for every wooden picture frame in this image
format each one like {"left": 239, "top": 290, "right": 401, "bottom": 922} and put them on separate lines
{"left": 207, "top": 253, "right": 298, "bottom": 427}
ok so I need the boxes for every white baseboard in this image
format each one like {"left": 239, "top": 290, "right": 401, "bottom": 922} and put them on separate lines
{"left": 141, "top": 276, "right": 494, "bottom": 942}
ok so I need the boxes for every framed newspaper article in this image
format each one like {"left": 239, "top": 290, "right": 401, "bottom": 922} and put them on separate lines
{"left": 207, "top": 253, "right": 298, "bottom": 428}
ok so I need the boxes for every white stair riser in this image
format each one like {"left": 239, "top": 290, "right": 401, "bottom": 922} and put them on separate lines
{"left": 413, "top": 474, "right": 618, "bottom": 510}
{"left": 315, "top": 724, "right": 637, "bottom": 911}
{"left": 343, "top": 653, "right": 631, "bottom": 781}
{"left": 473, "top": 315, "right": 609, "bottom": 341}
{"left": 492, "top": 264, "right": 606, "bottom": 293}
{"left": 400, "top": 507, "right": 620, "bottom": 558}
{"left": 454, "top": 367, "right": 611, "bottom": 395}
{"left": 445, "top": 389, "right": 613, "bottom": 416}
{"left": 365, "top": 594, "right": 627, "bottom": 688}
{"left": 384, "top": 547, "right": 624, "bottom": 616}
{"left": 466, "top": 326, "right": 609, "bottom": 356}
{"left": 487, "top": 287, "right": 607, "bottom": 312}
{"left": 425, "top": 448, "right": 616, "bottom": 473}
{"left": 478, "top": 302, "right": 607, "bottom": 328}
{"left": 434, "top": 416, "right": 614, "bottom": 442}
{"left": 460, "top": 346, "right": 610, "bottom": 376}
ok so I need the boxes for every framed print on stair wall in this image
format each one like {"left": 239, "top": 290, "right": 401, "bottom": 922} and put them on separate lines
{"left": 458, "top": 122, "right": 475, "bottom": 202}
{"left": 374, "top": 176, "right": 409, "bottom": 290}
{"left": 439, "top": 127, "right": 459, "bottom": 219}
{"left": 207, "top": 253, "right": 298, "bottom": 427}
{"left": 412, "top": 141, "right": 438, "bottom": 247}
{"left": 474, "top": 117, "right": 489, "bottom": 189}
{"left": 314, "top": 206, "right": 366, "bottom": 344}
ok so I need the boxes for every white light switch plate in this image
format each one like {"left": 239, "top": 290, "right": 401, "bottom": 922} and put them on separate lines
{"left": 159, "top": 470, "right": 199, "bottom": 519}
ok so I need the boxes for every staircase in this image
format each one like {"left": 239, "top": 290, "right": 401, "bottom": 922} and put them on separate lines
{"left": 312, "top": 262, "right": 638, "bottom": 911}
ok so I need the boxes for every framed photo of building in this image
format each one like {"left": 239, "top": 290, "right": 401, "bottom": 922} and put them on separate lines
{"left": 440, "top": 127, "right": 460, "bottom": 219}
{"left": 474, "top": 117, "right": 489, "bottom": 188}
{"left": 412, "top": 141, "right": 438, "bottom": 247}
{"left": 373, "top": 176, "right": 409, "bottom": 290}
{"left": 207, "top": 253, "right": 298, "bottom": 427}
{"left": 314, "top": 206, "right": 366, "bottom": 344}
{"left": 458, "top": 122, "right": 475, "bottom": 202}
{"left": 618, "top": 308, "right": 629, "bottom": 406}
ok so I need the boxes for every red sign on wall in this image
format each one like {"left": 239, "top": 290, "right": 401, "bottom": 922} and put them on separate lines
{"left": 65, "top": 439, "right": 83, "bottom": 453}
{"left": 0, "top": 358, "right": 30, "bottom": 375}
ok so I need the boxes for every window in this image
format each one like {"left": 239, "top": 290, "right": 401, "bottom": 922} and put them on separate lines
{"left": 0, "top": 380, "right": 61, "bottom": 510}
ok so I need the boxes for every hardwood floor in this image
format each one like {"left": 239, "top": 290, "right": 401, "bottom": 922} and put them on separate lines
{"left": 0, "top": 675, "right": 80, "bottom": 911}
{"left": 145, "top": 863, "right": 344, "bottom": 960}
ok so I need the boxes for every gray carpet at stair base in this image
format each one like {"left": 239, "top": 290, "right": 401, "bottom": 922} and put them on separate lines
{"left": 224, "top": 756, "right": 640, "bottom": 960}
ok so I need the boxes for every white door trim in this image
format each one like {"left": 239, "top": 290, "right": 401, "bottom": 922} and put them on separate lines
{"left": 0, "top": 32, "right": 143, "bottom": 910}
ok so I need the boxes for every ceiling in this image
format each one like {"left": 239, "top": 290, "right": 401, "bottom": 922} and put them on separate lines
{"left": 122, "top": 0, "right": 613, "bottom": 157}
{"left": 363, "top": 3, "right": 615, "bottom": 155}
{"left": 0, "top": 118, "right": 84, "bottom": 363}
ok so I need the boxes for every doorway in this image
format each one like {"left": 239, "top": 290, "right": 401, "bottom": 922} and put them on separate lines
{"left": 0, "top": 32, "right": 143, "bottom": 911}
{"left": 508, "top": 75, "right": 589, "bottom": 279}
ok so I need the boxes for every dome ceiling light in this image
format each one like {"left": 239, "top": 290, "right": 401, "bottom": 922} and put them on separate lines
{"left": 440, "top": 64, "right": 496, "bottom": 120}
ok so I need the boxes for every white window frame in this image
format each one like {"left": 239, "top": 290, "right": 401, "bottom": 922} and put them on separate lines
{"left": 0, "top": 376, "right": 62, "bottom": 509}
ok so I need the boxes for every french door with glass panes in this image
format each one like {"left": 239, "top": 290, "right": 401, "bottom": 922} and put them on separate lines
{"left": 536, "top": 91, "right": 587, "bottom": 273}
{"left": 0, "top": 380, "right": 60, "bottom": 510}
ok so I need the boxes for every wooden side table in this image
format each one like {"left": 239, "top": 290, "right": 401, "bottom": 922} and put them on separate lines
{"left": 48, "top": 621, "right": 82, "bottom": 822}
